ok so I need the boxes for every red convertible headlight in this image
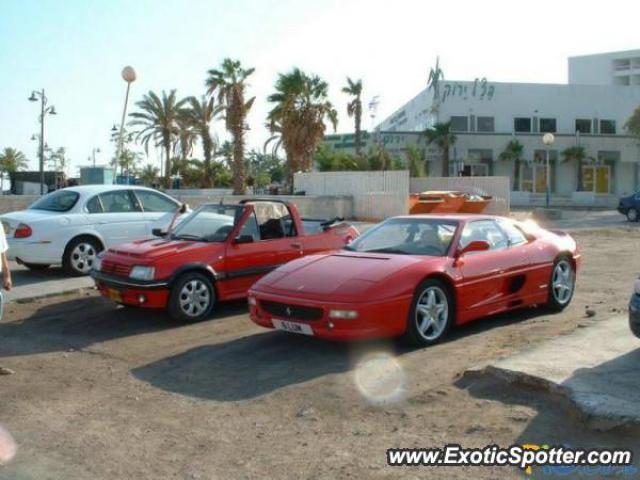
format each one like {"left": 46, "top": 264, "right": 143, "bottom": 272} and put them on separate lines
{"left": 329, "top": 309, "right": 359, "bottom": 319}
{"left": 14, "top": 223, "right": 32, "bottom": 238}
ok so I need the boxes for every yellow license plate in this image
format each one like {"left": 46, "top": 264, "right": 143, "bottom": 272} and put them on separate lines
{"left": 107, "top": 288, "right": 122, "bottom": 302}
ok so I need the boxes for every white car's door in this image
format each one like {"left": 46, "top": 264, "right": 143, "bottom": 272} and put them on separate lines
{"left": 85, "top": 190, "right": 148, "bottom": 247}
{"left": 132, "top": 189, "right": 184, "bottom": 234}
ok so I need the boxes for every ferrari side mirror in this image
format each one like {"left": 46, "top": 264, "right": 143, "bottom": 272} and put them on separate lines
{"left": 457, "top": 240, "right": 491, "bottom": 257}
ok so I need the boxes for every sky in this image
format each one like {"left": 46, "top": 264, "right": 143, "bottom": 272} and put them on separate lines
{"left": 0, "top": 0, "right": 638, "bottom": 175}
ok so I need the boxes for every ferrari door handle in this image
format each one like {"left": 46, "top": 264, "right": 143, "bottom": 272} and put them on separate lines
{"left": 290, "top": 242, "right": 302, "bottom": 249}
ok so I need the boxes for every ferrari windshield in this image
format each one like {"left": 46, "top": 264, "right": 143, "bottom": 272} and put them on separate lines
{"left": 345, "top": 218, "right": 458, "bottom": 256}
{"left": 171, "top": 205, "right": 243, "bottom": 242}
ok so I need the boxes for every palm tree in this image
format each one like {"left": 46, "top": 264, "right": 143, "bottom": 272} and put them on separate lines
{"left": 182, "top": 96, "right": 222, "bottom": 187}
{"left": 129, "top": 90, "right": 186, "bottom": 188}
{"left": 140, "top": 164, "right": 159, "bottom": 187}
{"left": 405, "top": 144, "right": 426, "bottom": 177}
{"left": 0, "top": 147, "right": 28, "bottom": 192}
{"left": 174, "top": 117, "right": 196, "bottom": 167}
{"left": 267, "top": 68, "right": 338, "bottom": 188}
{"left": 342, "top": 77, "right": 363, "bottom": 156}
{"left": 499, "top": 139, "right": 524, "bottom": 190}
{"left": 206, "top": 58, "right": 255, "bottom": 195}
{"left": 562, "top": 145, "right": 588, "bottom": 192}
{"left": 424, "top": 122, "right": 456, "bottom": 177}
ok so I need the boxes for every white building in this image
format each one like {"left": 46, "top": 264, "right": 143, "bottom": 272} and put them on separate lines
{"left": 325, "top": 49, "right": 640, "bottom": 205}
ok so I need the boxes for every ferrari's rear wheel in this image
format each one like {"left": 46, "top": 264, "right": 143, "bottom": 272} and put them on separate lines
{"left": 546, "top": 257, "right": 575, "bottom": 311}
{"left": 403, "top": 278, "right": 454, "bottom": 347}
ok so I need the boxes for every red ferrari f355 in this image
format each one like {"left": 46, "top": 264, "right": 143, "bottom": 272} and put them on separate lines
{"left": 248, "top": 214, "right": 580, "bottom": 346}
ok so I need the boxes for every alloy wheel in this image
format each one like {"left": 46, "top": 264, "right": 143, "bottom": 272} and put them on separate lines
{"left": 415, "top": 286, "right": 449, "bottom": 341}
{"left": 552, "top": 260, "right": 574, "bottom": 305}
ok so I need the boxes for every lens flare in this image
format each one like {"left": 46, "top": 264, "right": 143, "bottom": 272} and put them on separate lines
{"left": 354, "top": 351, "right": 405, "bottom": 404}
{"left": 0, "top": 425, "right": 17, "bottom": 464}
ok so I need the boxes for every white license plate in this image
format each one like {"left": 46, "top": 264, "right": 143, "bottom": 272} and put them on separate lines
{"left": 272, "top": 319, "right": 314, "bottom": 336}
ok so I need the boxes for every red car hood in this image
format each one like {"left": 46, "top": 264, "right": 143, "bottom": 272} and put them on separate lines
{"left": 254, "top": 251, "right": 438, "bottom": 302}
{"left": 107, "top": 238, "right": 220, "bottom": 261}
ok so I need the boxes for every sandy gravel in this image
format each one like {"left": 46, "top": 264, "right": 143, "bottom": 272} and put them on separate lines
{"left": 1, "top": 226, "right": 639, "bottom": 479}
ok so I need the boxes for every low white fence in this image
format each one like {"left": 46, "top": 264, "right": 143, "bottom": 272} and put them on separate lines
{"left": 410, "top": 176, "right": 510, "bottom": 215}
{"left": 294, "top": 171, "right": 511, "bottom": 219}
{"left": 295, "top": 171, "right": 409, "bottom": 220}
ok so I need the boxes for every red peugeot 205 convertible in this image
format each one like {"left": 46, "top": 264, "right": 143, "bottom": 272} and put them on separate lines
{"left": 91, "top": 200, "right": 359, "bottom": 321}
{"left": 248, "top": 214, "right": 580, "bottom": 346}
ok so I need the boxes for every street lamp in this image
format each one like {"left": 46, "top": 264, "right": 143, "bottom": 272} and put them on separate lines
{"left": 115, "top": 66, "right": 137, "bottom": 183}
{"left": 29, "top": 89, "right": 57, "bottom": 195}
{"left": 92, "top": 147, "right": 101, "bottom": 167}
{"left": 542, "top": 132, "right": 555, "bottom": 208}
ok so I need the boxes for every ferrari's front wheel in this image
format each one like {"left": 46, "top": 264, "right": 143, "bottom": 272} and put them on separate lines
{"left": 403, "top": 278, "right": 454, "bottom": 347}
{"left": 546, "top": 257, "right": 575, "bottom": 312}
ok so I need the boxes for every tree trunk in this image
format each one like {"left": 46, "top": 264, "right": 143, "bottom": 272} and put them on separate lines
{"left": 513, "top": 157, "right": 521, "bottom": 190}
{"left": 203, "top": 135, "right": 213, "bottom": 188}
{"left": 576, "top": 157, "right": 583, "bottom": 191}
{"left": 355, "top": 105, "right": 362, "bottom": 156}
{"left": 232, "top": 126, "right": 245, "bottom": 195}
{"left": 285, "top": 146, "right": 301, "bottom": 193}
{"left": 442, "top": 146, "right": 449, "bottom": 177}
{"left": 164, "top": 143, "right": 172, "bottom": 189}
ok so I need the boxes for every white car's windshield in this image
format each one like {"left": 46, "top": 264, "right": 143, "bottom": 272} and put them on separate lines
{"left": 345, "top": 218, "right": 458, "bottom": 256}
{"left": 171, "top": 205, "right": 243, "bottom": 242}
{"left": 29, "top": 190, "right": 79, "bottom": 212}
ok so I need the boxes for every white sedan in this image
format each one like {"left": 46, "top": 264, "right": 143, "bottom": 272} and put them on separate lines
{"left": 0, "top": 185, "right": 186, "bottom": 276}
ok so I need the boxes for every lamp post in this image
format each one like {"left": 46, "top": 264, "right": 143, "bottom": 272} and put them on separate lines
{"left": 115, "top": 66, "right": 137, "bottom": 183}
{"left": 28, "top": 89, "right": 57, "bottom": 195}
{"left": 542, "top": 133, "right": 555, "bottom": 208}
{"left": 92, "top": 148, "right": 101, "bottom": 167}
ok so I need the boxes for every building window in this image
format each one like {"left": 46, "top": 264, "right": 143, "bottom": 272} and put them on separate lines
{"left": 514, "top": 117, "right": 532, "bottom": 133}
{"left": 600, "top": 119, "right": 616, "bottom": 134}
{"left": 575, "top": 119, "right": 592, "bottom": 134}
{"left": 539, "top": 118, "right": 557, "bottom": 133}
{"left": 476, "top": 116, "right": 495, "bottom": 132}
{"left": 449, "top": 116, "right": 468, "bottom": 132}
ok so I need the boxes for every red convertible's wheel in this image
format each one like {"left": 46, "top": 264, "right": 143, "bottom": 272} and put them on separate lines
{"left": 168, "top": 272, "right": 215, "bottom": 322}
{"left": 403, "top": 278, "right": 454, "bottom": 347}
{"left": 546, "top": 257, "right": 575, "bottom": 312}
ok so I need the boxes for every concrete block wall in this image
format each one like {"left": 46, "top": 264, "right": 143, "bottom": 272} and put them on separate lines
{"left": 0, "top": 194, "right": 354, "bottom": 220}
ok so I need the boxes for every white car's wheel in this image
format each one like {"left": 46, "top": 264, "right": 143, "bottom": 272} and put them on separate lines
{"left": 63, "top": 237, "right": 102, "bottom": 276}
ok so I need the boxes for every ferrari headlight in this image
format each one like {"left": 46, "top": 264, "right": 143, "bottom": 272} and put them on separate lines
{"left": 329, "top": 309, "right": 359, "bottom": 319}
{"left": 130, "top": 266, "right": 155, "bottom": 281}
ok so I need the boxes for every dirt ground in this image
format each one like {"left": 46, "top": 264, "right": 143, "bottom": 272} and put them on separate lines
{"left": 1, "top": 226, "right": 639, "bottom": 480}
